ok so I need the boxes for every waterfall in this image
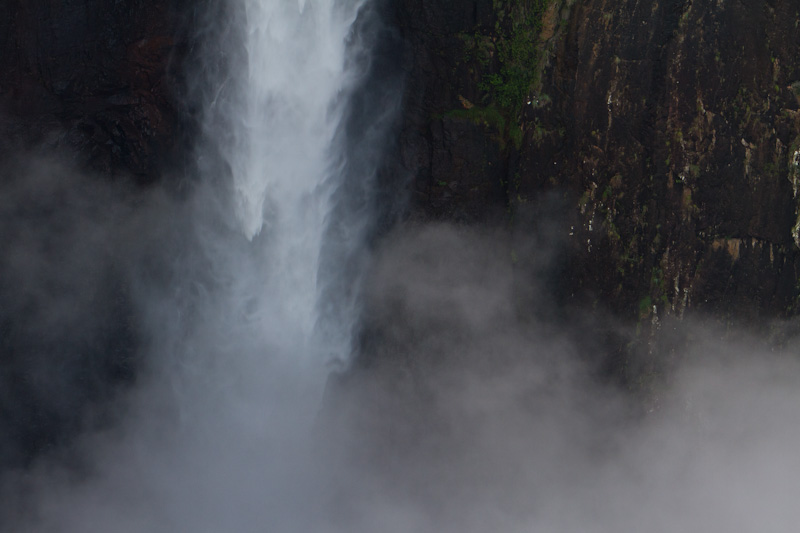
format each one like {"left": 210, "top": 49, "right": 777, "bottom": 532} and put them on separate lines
{"left": 232, "top": 0, "right": 363, "bottom": 241}
{"left": 1, "top": 1, "right": 400, "bottom": 530}
{"left": 153, "top": 0, "right": 390, "bottom": 470}
{"left": 220, "top": 0, "right": 370, "bottom": 355}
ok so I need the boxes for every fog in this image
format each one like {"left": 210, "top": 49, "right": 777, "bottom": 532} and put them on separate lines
{"left": 331, "top": 224, "right": 800, "bottom": 532}
{"left": 1, "top": 0, "right": 800, "bottom": 532}
{"left": 2, "top": 165, "right": 800, "bottom": 532}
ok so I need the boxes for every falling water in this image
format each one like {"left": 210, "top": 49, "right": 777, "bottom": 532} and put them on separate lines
{"left": 225, "top": 0, "right": 370, "bottom": 352}
{"left": 233, "top": 0, "right": 361, "bottom": 237}
{"left": 156, "top": 0, "right": 387, "bottom": 494}
{"left": 0, "top": 1, "right": 397, "bottom": 530}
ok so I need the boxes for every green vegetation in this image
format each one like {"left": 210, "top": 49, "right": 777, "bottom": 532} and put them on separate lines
{"left": 650, "top": 267, "right": 670, "bottom": 307}
{"left": 638, "top": 295, "right": 653, "bottom": 318}
{"left": 482, "top": 0, "right": 552, "bottom": 115}
{"left": 451, "top": 0, "right": 556, "bottom": 152}
{"left": 636, "top": 268, "right": 670, "bottom": 319}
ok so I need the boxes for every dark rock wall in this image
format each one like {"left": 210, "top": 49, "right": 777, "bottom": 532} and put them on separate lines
{"left": 542, "top": 0, "right": 800, "bottom": 323}
{"left": 0, "top": 0, "right": 190, "bottom": 182}
{"left": 390, "top": 0, "right": 800, "bottom": 329}
{"left": 0, "top": 0, "right": 193, "bottom": 467}
{"left": 392, "top": 0, "right": 512, "bottom": 222}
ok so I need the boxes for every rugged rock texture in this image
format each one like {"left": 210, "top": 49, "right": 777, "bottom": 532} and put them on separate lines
{"left": 0, "top": 0, "right": 190, "bottom": 182}
{"left": 390, "top": 0, "right": 800, "bottom": 338}
{"left": 392, "top": 0, "right": 513, "bottom": 222}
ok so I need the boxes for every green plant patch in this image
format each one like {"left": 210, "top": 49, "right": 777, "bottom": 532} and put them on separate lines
{"left": 481, "top": 0, "right": 551, "bottom": 114}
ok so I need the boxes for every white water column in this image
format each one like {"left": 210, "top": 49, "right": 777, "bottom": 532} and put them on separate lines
{"left": 225, "top": 0, "right": 368, "bottom": 361}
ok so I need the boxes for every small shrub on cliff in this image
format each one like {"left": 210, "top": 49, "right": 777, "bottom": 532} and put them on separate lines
{"left": 481, "top": 0, "right": 551, "bottom": 114}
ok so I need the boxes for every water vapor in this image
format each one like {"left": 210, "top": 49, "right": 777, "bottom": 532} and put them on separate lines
{"left": 329, "top": 223, "right": 800, "bottom": 533}
{"left": 2, "top": 1, "right": 800, "bottom": 533}
{"left": 3, "top": 153, "right": 800, "bottom": 533}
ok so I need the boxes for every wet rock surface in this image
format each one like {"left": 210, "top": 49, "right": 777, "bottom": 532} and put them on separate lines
{"left": 0, "top": 0, "right": 190, "bottom": 182}
{"left": 389, "top": 0, "right": 800, "bottom": 328}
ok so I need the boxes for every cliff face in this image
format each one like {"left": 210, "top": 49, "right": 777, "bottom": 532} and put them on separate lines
{"left": 0, "top": 0, "right": 192, "bottom": 466}
{"left": 390, "top": 0, "right": 800, "bottom": 332}
{"left": 0, "top": 0, "right": 189, "bottom": 182}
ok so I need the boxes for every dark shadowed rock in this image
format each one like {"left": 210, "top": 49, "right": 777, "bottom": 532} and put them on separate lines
{"left": 0, "top": 0, "right": 195, "bottom": 468}
{"left": 377, "top": 0, "right": 800, "bottom": 387}
{"left": 388, "top": 0, "right": 800, "bottom": 333}
{"left": 0, "top": 0, "right": 191, "bottom": 183}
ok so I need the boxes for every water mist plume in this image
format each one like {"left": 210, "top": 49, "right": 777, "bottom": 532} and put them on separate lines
{"left": 0, "top": 0, "right": 399, "bottom": 530}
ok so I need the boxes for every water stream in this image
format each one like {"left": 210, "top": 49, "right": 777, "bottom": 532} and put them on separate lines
{"left": 3, "top": 2, "right": 391, "bottom": 530}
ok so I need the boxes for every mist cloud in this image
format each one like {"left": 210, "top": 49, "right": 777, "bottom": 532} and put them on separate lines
{"left": 330, "top": 223, "right": 800, "bottom": 533}
{"left": 2, "top": 189, "right": 800, "bottom": 532}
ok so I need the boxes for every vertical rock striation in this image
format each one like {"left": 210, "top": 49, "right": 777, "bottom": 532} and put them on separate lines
{"left": 390, "top": 0, "right": 800, "bottom": 328}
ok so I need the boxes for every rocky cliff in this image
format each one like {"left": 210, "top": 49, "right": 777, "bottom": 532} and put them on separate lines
{"left": 387, "top": 0, "right": 800, "bottom": 366}
{"left": 0, "top": 0, "right": 189, "bottom": 182}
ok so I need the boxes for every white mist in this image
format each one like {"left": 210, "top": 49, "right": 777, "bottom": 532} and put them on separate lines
{"left": 4, "top": 1, "right": 377, "bottom": 531}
